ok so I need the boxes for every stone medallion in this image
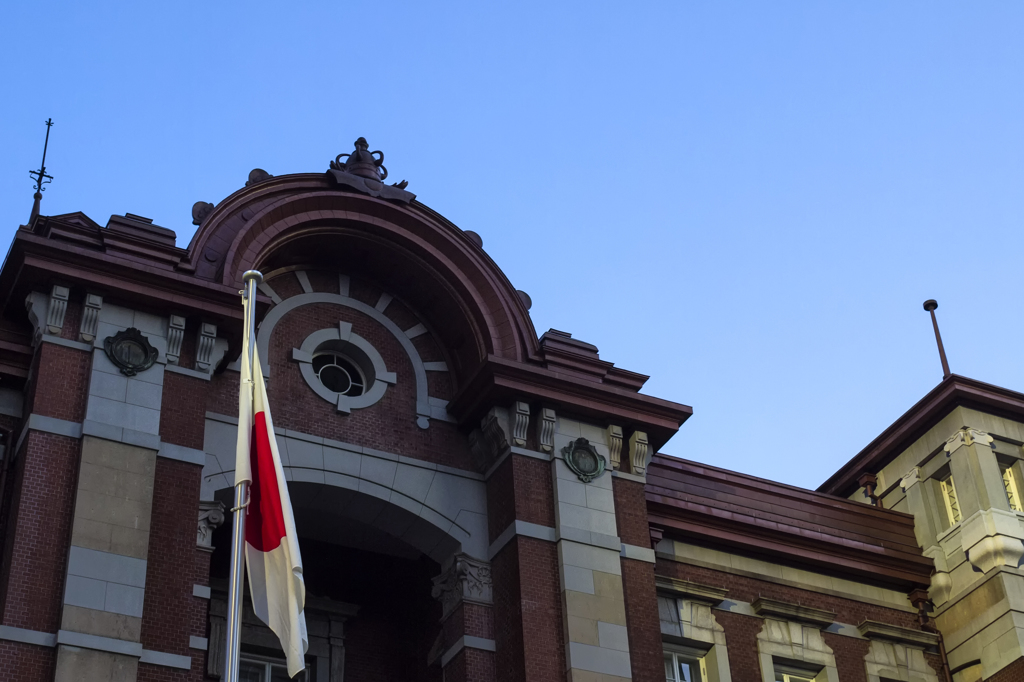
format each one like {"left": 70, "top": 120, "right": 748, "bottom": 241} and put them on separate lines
{"left": 562, "top": 437, "right": 606, "bottom": 483}
{"left": 104, "top": 327, "right": 158, "bottom": 376}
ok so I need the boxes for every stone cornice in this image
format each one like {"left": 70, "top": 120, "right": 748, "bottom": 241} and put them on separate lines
{"left": 655, "top": 576, "right": 728, "bottom": 604}
{"left": 857, "top": 620, "right": 939, "bottom": 648}
{"left": 751, "top": 597, "right": 836, "bottom": 628}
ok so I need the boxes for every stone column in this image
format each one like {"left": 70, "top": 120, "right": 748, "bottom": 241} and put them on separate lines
{"left": 899, "top": 468, "right": 952, "bottom": 605}
{"left": 946, "top": 428, "right": 1024, "bottom": 573}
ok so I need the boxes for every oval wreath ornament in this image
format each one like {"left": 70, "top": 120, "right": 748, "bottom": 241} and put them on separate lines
{"left": 561, "top": 437, "right": 606, "bottom": 483}
{"left": 104, "top": 327, "right": 158, "bottom": 376}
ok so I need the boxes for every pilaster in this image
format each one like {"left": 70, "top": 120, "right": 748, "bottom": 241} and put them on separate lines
{"left": 946, "top": 428, "right": 1024, "bottom": 572}
{"left": 553, "top": 418, "right": 633, "bottom": 682}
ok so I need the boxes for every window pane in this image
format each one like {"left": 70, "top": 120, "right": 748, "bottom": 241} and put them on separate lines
{"left": 239, "top": 661, "right": 264, "bottom": 682}
{"left": 311, "top": 354, "right": 333, "bottom": 374}
{"left": 678, "top": 659, "right": 696, "bottom": 682}
{"left": 269, "top": 664, "right": 292, "bottom": 682}
{"left": 664, "top": 653, "right": 676, "bottom": 681}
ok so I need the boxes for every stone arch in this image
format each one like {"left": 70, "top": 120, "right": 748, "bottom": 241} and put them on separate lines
{"left": 186, "top": 178, "right": 539, "bottom": 370}
{"left": 201, "top": 412, "right": 489, "bottom": 562}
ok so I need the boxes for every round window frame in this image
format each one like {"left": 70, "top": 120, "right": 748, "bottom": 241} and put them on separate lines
{"left": 312, "top": 351, "right": 367, "bottom": 396}
{"left": 292, "top": 322, "right": 396, "bottom": 413}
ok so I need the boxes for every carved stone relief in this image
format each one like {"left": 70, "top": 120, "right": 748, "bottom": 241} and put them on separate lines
{"left": 431, "top": 553, "right": 493, "bottom": 620}
{"left": 166, "top": 314, "right": 186, "bottom": 365}
{"left": 196, "top": 322, "right": 219, "bottom": 372}
{"left": 512, "top": 401, "right": 530, "bottom": 447}
{"left": 606, "top": 425, "right": 623, "bottom": 471}
{"left": 198, "top": 501, "right": 226, "bottom": 549}
{"left": 104, "top": 328, "right": 159, "bottom": 376}
{"left": 629, "top": 431, "right": 649, "bottom": 476}
{"left": 46, "top": 285, "right": 69, "bottom": 335}
{"left": 79, "top": 294, "right": 102, "bottom": 343}
{"left": 562, "top": 437, "right": 606, "bottom": 483}
{"left": 538, "top": 407, "right": 556, "bottom": 454}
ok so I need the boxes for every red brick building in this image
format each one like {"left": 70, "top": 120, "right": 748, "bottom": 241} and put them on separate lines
{"left": 0, "top": 138, "right": 1016, "bottom": 681}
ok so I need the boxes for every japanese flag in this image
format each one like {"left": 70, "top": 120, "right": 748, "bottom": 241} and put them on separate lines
{"left": 235, "top": 351, "right": 308, "bottom": 677}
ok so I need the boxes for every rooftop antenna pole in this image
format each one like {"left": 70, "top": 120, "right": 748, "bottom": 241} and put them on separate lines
{"left": 27, "top": 118, "right": 54, "bottom": 225}
{"left": 923, "top": 299, "right": 951, "bottom": 380}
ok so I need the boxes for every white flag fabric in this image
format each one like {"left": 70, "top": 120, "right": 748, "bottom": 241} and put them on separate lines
{"left": 234, "top": 352, "right": 308, "bottom": 677}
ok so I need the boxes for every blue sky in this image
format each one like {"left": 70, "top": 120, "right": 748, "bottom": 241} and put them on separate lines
{"left": 2, "top": 3, "right": 1023, "bottom": 489}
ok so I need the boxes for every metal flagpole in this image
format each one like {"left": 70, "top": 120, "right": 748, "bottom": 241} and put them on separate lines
{"left": 225, "top": 269, "right": 263, "bottom": 682}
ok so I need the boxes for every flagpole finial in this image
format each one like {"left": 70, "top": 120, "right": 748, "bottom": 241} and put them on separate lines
{"left": 243, "top": 270, "right": 264, "bottom": 285}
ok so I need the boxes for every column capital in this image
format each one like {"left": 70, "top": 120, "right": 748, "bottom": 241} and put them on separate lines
{"left": 900, "top": 467, "right": 921, "bottom": 492}
{"left": 944, "top": 428, "right": 994, "bottom": 454}
{"left": 430, "top": 553, "right": 493, "bottom": 620}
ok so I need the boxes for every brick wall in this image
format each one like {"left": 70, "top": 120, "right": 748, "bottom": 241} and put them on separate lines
{"left": 160, "top": 372, "right": 208, "bottom": 450}
{"left": 990, "top": 658, "right": 1024, "bottom": 682}
{"left": 487, "top": 454, "right": 556, "bottom": 542}
{"left": 0, "top": 433, "right": 79, "bottom": 632}
{"left": 28, "top": 342, "right": 90, "bottom": 422}
{"left": 824, "top": 633, "right": 869, "bottom": 682}
{"left": 711, "top": 610, "right": 763, "bottom": 680}
{"left": 138, "top": 458, "right": 205, "bottom": 682}
{"left": 443, "top": 602, "right": 495, "bottom": 644}
{"left": 621, "top": 558, "right": 662, "bottom": 682}
{"left": 0, "top": 640, "right": 55, "bottom": 682}
{"left": 612, "top": 477, "right": 649, "bottom": 549}
{"left": 265, "top": 302, "right": 471, "bottom": 470}
{"left": 57, "top": 298, "right": 82, "bottom": 342}
{"left": 444, "top": 648, "right": 496, "bottom": 682}
{"left": 491, "top": 537, "right": 564, "bottom": 682}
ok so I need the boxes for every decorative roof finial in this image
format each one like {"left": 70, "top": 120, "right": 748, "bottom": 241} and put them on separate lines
{"left": 923, "top": 299, "right": 952, "bottom": 380}
{"left": 325, "top": 137, "right": 414, "bottom": 204}
{"left": 27, "top": 118, "right": 54, "bottom": 224}
{"left": 331, "top": 137, "right": 388, "bottom": 181}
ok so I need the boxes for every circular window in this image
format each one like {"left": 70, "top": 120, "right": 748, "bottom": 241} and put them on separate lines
{"left": 312, "top": 352, "right": 366, "bottom": 396}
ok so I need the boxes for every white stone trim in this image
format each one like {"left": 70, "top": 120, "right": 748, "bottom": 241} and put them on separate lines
{"left": 0, "top": 624, "right": 56, "bottom": 647}
{"left": 15, "top": 413, "right": 83, "bottom": 456}
{"left": 158, "top": 442, "right": 206, "bottom": 466}
{"left": 440, "top": 635, "right": 496, "bottom": 667}
{"left": 189, "top": 636, "right": 208, "bottom": 651}
{"left": 82, "top": 420, "right": 161, "bottom": 451}
{"left": 611, "top": 470, "right": 647, "bottom": 484}
{"left": 295, "top": 270, "right": 314, "bottom": 294}
{"left": 140, "top": 649, "right": 192, "bottom": 669}
{"left": 56, "top": 629, "right": 143, "bottom": 657}
{"left": 488, "top": 520, "right": 558, "bottom": 559}
{"left": 621, "top": 543, "right": 656, "bottom": 563}
{"left": 165, "top": 364, "right": 212, "bottom": 381}
{"left": 293, "top": 324, "right": 395, "bottom": 414}
{"left": 193, "top": 584, "right": 211, "bottom": 599}
{"left": 40, "top": 335, "right": 92, "bottom": 352}
{"left": 202, "top": 416, "right": 489, "bottom": 561}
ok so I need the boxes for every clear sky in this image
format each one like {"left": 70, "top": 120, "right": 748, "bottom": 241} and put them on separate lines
{"left": 2, "top": 3, "right": 1023, "bottom": 490}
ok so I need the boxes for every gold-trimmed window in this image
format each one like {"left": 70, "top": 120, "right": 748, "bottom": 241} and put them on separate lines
{"left": 1003, "top": 464, "right": 1022, "bottom": 512}
{"left": 940, "top": 475, "right": 961, "bottom": 526}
